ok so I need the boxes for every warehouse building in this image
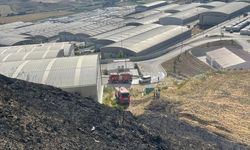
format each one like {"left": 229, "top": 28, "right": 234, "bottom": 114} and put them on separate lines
{"left": 0, "top": 32, "right": 34, "bottom": 46}
{"left": 0, "top": 54, "right": 102, "bottom": 102}
{"left": 135, "top": 1, "right": 168, "bottom": 12}
{"left": 165, "top": 3, "right": 201, "bottom": 13}
{"left": 0, "top": 21, "right": 33, "bottom": 32}
{"left": 90, "top": 25, "right": 136, "bottom": 42}
{"left": 198, "top": 1, "right": 226, "bottom": 9}
{"left": 101, "top": 25, "right": 191, "bottom": 58}
{"left": 159, "top": 7, "right": 209, "bottom": 25}
{"left": 127, "top": 12, "right": 172, "bottom": 25}
{"left": 91, "top": 24, "right": 162, "bottom": 49}
{"left": 0, "top": 7, "right": 134, "bottom": 45}
{"left": 0, "top": 42, "right": 74, "bottom": 62}
{"left": 199, "top": 2, "right": 250, "bottom": 26}
{"left": 206, "top": 47, "right": 250, "bottom": 70}
{"left": 126, "top": 10, "right": 160, "bottom": 19}
{"left": 59, "top": 18, "right": 128, "bottom": 42}
{"left": 153, "top": 3, "right": 180, "bottom": 12}
{"left": 127, "top": 3, "right": 178, "bottom": 19}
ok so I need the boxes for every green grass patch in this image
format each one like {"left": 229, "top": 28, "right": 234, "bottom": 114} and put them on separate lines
{"left": 103, "top": 86, "right": 127, "bottom": 110}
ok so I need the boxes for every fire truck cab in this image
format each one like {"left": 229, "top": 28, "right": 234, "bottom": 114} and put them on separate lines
{"left": 108, "top": 72, "right": 132, "bottom": 84}
{"left": 119, "top": 72, "right": 132, "bottom": 83}
{"left": 115, "top": 87, "right": 130, "bottom": 105}
{"left": 108, "top": 73, "right": 119, "bottom": 83}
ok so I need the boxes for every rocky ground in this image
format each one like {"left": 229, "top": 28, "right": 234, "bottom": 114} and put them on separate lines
{"left": 0, "top": 74, "right": 167, "bottom": 149}
{"left": 0, "top": 74, "right": 249, "bottom": 149}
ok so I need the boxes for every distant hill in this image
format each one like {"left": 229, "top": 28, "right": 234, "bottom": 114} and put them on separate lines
{"left": 0, "top": 0, "right": 97, "bottom": 15}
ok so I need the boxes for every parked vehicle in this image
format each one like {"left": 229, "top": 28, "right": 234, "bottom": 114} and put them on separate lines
{"left": 108, "top": 73, "right": 120, "bottom": 83}
{"left": 119, "top": 72, "right": 132, "bottom": 83}
{"left": 115, "top": 87, "right": 130, "bottom": 104}
{"left": 139, "top": 75, "right": 151, "bottom": 84}
{"left": 108, "top": 72, "right": 132, "bottom": 84}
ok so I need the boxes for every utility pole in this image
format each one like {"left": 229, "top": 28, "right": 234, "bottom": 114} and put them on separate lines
{"left": 120, "top": 27, "right": 127, "bottom": 71}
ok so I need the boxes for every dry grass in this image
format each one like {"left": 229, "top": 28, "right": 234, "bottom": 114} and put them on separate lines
{"left": 0, "top": 11, "right": 73, "bottom": 24}
{"left": 160, "top": 71, "right": 250, "bottom": 146}
{"left": 162, "top": 51, "right": 212, "bottom": 78}
{"left": 127, "top": 85, "right": 153, "bottom": 116}
{"left": 128, "top": 71, "right": 250, "bottom": 146}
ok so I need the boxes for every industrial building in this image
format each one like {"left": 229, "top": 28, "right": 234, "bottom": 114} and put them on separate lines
{"left": 126, "top": 9, "right": 160, "bottom": 19}
{"left": 199, "top": 2, "right": 250, "bottom": 26}
{"left": 127, "top": 12, "right": 172, "bottom": 25}
{"left": 206, "top": 47, "right": 250, "bottom": 70}
{"left": 0, "top": 7, "right": 134, "bottom": 46}
{"left": 101, "top": 25, "right": 191, "bottom": 58}
{"left": 165, "top": 3, "right": 202, "bottom": 13}
{"left": 153, "top": 3, "right": 180, "bottom": 12}
{"left": 0, "top": 33, "right": 33, "bottom": 46}
{"left": 135, "top": 1, "right": 168, "bottom": 12}
{"left": 89, "top": 26, "right": 136, "bottom": 42}
{"left": 198, "top": 1, "right": 226, "bottom": 9}
{"left": 0, "top": 42, "right": 74, "bottom": 62}
{"left": 91, "top": 24, "right": 162, "bottom": 49}
{"left": 0, "top": 54, "right": 102, "bottom": 102}
{"left": 159, "top": 7, "right": 209, "bottom": 25}
{"left": 127, "top": 3, "right": 178, "bottom": 19}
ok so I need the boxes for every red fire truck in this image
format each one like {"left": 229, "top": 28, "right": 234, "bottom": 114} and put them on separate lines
{"left": 115, "top": 87, "right": 130, "bottom": 105}
{"left": 108, "top": 72, "right": 132, "bottom": 84}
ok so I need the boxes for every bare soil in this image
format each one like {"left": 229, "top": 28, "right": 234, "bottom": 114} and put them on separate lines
{"left": 129, "top": 72, "right": 250, "bottom": 148}
{"left": 162, "top": 51, "right": 212, "bottom": 78}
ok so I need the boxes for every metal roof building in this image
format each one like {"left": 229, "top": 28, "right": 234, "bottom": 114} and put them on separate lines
{"left": 0, "top": 54, "right": 102, "bottom": 102}
{"left": 127, "top": 12, "right": 172, "bottom": 25}
{"left": 90, "top": 25, "right": 136, "bottom": 41}
{"left": 199, "top": 2, "right": 250, "bottom": 26}
{"left": 0, "top": 7, "right": 135, "bottom": 44}
{"left": 206, "top": 47, "right": 250, "bottom": 70}
{"left": 92, "top": 24, "right": 162, "bottom": 49}
{"left": 0, "top": 31, "right": 33, "bottom": 46}
{"left": 135, "top": 1, "right": 168, "bottom": 12}
{"left": 159, "top": 7, "right": 209, "bottom": 25}
{"left": 198, "top": 1, "right": 226, "bottom": 9}
{"left": 153, "top": 3, "right": 180, "bottom": 12}
{"left": 0, "top": 42, "right": 74, "bottom": 62}
{"left": 59, "top": 18, "right": 129, "bottom": 42}
{"left": 0, "top": 21, "right": 33, "bottom": 32}
{"left": 126, "top": 10, "right": 160, "bottom": 19}
{"left": 165, "top": 3, "right": 202, "bottom": 13}
{"left": 101, "top": 25, "right": 191, "bottom": 58}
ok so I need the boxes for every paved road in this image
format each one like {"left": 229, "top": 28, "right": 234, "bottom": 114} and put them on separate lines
{"left": 137, "top": 16, "right": 250, "bottom": 83}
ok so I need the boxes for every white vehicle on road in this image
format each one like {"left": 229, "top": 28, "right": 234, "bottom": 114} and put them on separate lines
{"left": 139, "top": 75, "right": 151, "bottom": 84}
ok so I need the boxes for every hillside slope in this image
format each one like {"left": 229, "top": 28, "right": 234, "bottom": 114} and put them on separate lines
{"left": 153, "top": 71, "right": 250, "bottom": 147}
{"left": 2, "top": 72, "right": 249, "bottom": 149}
{"left": 0, "top": 74, "right": 167, "bottom": 149}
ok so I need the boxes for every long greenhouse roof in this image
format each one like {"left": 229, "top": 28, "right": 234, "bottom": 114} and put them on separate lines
{"left": 0, "top": 54, "right": 99, "bottom": 88}
{"left": 210, "top": 2, "right": 249, "bottom": 15}
{"left": 102, "top": 25, "right": 189, "bottom": 54}
{"left": 0, "top": 42, "right": 72, "bottom": 55}
{"left": 96, "top": 24, "right": 162, "bottom": 43}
